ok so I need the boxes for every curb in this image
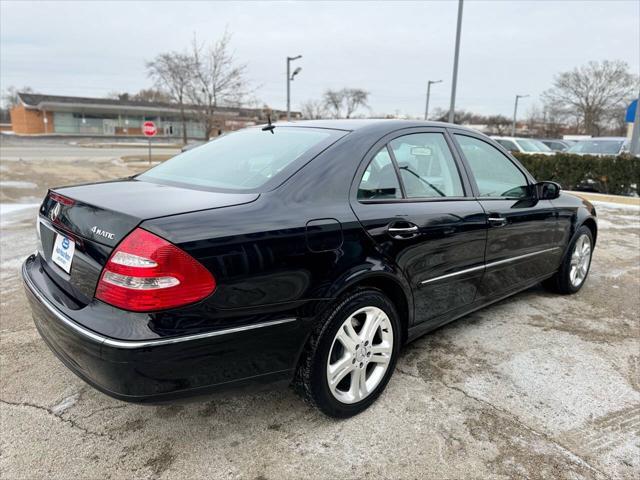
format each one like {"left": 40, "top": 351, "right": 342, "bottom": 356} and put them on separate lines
{"left": 566, "top": 191, "right": 640, "bottom": 207}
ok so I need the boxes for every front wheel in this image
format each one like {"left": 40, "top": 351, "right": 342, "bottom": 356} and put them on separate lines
{"left": 294, "top": 288, "right": 401, "bottom": 418}
{"left": 544, "top": 225, "right": 594, "bottom": 294}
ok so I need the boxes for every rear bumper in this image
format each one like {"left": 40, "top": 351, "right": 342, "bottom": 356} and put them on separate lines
{"left": 22, "top": 255, "right": 306, "bottom": 402}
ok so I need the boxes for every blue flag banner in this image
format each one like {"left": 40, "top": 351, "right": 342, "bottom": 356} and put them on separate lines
{"left": 626, "top": 99, "right": 638, "bottom": 123}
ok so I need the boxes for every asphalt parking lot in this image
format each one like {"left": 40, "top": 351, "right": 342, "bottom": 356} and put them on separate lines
{"left": 1, "top": 151, "right": 638, "bottom": 480}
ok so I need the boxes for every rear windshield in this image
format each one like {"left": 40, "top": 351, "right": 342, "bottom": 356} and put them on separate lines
{"left": 138, "top": 127, "right": 342, "bottom": 191}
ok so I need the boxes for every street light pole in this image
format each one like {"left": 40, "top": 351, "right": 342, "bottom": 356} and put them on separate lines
{"left": 448, "top": 0, "right": 464, "bottom": 124}
{"left": 424, "top": 80, "right": 442, "bottom": 120}
{"left": 286, "top": 55, "right": 302, "bottom": 121}
{"left": 512, "top": 94, "right": 529, "bottom": 136}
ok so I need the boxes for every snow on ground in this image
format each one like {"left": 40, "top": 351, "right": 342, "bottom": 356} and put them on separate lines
{"left": 0, "top": 203, "right": 40, "bottom": 227}
{"left": 0, "top": 180, "right": 38, "bottom": 189}
{"left": 590, "top": 200, "right": 640, "bottom": 212}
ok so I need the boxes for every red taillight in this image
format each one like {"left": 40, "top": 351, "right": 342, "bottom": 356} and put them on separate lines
{"left": 49, "top": 191, "right": 75, "bottom": 206}
{"left": 95, "top": 228, "right": 216, "bottom": 312}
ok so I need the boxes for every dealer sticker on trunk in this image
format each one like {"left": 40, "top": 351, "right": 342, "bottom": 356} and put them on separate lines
{"left": 52, "top": 233, "right": 75, "bottom": 274}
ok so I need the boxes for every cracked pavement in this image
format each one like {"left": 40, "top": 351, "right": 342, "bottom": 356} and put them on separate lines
{"left": 1, "top": 156, "right": 639, "bottom": 479}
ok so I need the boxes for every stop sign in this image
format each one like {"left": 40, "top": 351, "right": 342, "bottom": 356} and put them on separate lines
{"left": 142, "top": 121, "right": 157, "bottom": 137}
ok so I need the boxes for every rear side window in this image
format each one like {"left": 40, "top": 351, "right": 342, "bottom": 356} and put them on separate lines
{"left": 139, "top": 127, "right": 340, "bottom": 191}
{"left": 496, "top": 139, "right": 518, "bottom": 151}
{"left": 455, "top": 135, "right": 529, "bottom": 198}
{"left": 389, "top": 133, "right": 464, "bottom": 198}
{"left": 358, "top": 147, "right": 402, "bottom": 200}
{"left": 546, "top": 141, "right": 564, "bottom": 151}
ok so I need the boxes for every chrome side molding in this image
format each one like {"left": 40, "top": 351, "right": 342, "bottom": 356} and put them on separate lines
{"left": 420, "top": 247, "right": 561, "bottom": 286}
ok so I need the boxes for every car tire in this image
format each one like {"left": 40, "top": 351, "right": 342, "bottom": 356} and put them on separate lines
{"left": 293, "top": 288, "right": 401, "bottom": 418}
{"left": 543, "top": 225, "right": 594, "bottom": 294}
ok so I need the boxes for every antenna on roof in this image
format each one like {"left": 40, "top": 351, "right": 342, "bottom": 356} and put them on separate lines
{"left": 261, "top": 114, "right": 275, "bottom": 134}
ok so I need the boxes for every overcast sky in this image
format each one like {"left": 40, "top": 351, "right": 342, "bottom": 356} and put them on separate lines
{"left": 1, "top": 0, "right": 638, "bottom": 118}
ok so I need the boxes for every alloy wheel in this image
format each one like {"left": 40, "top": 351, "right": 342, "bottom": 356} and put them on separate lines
{"left": 326, "top": 306, "right": 394, "bottom": 404}
{"left": 570, "top": 233, "right": 592, "bottom": 288}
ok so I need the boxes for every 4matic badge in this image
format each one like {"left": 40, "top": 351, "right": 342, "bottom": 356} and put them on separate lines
{"left": 91, "top": 226, "right": 115, "bottom": 240}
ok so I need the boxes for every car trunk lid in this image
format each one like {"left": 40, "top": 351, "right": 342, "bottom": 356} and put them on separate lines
{"left": 38, "top": 178, "right": 258, "bottom": 305}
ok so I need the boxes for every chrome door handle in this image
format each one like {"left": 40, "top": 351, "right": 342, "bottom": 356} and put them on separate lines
{"left": 387, "top": 223, "right": 419, "bottom": 239}
{"left": 388, "top": 225, "right": 418, "bottom": 233}
{"left": 488, "top": 216, "right": 507, "bottom": 227}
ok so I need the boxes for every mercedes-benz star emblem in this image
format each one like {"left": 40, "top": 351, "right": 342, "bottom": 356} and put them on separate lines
{"left": 49, "top": 202, "right": 61, "bottom": 221}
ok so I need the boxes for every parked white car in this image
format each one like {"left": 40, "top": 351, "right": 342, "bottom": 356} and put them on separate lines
{"left": 491, "top": 136, "right": 556, "bottom": 156}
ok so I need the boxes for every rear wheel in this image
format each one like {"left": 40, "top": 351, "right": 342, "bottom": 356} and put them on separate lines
{"left": 294, "top": 288, "right": 401, "bottom": 418}
{"left": 544, "top": 225, "right": 593, "bottom": 294}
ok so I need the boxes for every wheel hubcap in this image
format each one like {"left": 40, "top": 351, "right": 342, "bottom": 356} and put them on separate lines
{"left": 327, "top": 306, "right": 393, "bottom": 404}
{"left": 569, "top": 234, "right": 592, "bottom": 288}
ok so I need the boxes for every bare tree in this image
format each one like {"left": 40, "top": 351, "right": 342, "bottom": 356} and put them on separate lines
{"left": 133, "top": 88, "right": 172, "bottom": 103}
{"left": 542, "top": 60, "right": 638, "bottom": 136}
{"left": 147, "top": 52, "right": 194, "bottom": 144}
{"left": 2, "top": 85, "right": 33, "bottom": 109}
{"left": 300, "top": 99, "right": 328, "bottom": 119}
{"left": 106, "top": 91, "right": 130, "bottom": 101}
{"left": 322, "top": 88, "right": 369, "bottom": 118}
{"left": 433, "top": 108, "right": 476, "bottom": 124}
{"left": 343, "top": 88, "right": 369, "bottom": 118}
{"left": 485, "top": 115, "right": 511, "bottom": 135}
{"left": 323, "top": 89, "right": 345, "bottom": 118}
{"left": 105, "top": 88, "right": 169, "bottom": 103}
{"left": 1, "top": 86, "right": 34, "bottom": 123}
{"left": 533, "top": 102, "right": 570, "bottom": 138}
{"left": 189, "top": 31, "right": 249, "bottom": 139}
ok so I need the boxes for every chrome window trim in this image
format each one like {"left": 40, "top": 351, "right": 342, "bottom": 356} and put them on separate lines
{"left": 22, "top": 260, "right": 296, "bottom": 349}
{"left": 420, "top": 247, "right": 561, "bottom": 286}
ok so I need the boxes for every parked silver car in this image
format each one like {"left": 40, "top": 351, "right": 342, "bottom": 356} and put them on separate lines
{"left": 491, "top": 136, "right": 555, "bottom": 156}
{"left": 567, "top": 137, "right": 630, "bottom": 156}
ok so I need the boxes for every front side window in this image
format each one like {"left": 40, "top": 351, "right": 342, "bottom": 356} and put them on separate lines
{"left": 357, "top": 147, "right": 402, "bottom": 200}
{"left": 139, "top": 127, "right": 340, "bottom": 191}
{"left": 455, "top": 135, "right": 530, "bottom": 198}
{"left": 389, "top": 133, "right": 464, "bottom": 198}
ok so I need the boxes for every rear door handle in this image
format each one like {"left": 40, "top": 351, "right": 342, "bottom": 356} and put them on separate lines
{"left": 488, "top": 216, "right": 507, "bottom": 227}
{"left": 388, "top": 223, "right": 419, "bottom": 239}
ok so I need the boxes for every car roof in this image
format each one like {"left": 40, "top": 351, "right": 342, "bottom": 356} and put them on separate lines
{"left": 575, "top": 137, "right": 626, "bottom": 141}
{"left": 272, "top": 118, "right": 481, "bottom": 135}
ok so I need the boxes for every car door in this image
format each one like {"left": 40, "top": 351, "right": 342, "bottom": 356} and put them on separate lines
{"left": 451, "top": 131, "right": 563, "bottom": 300}
{"left": 350, "top": 129, "right": 487, "bottom": 326}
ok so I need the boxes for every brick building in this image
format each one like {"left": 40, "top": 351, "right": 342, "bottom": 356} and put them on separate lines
{"left": 9, "top": 93, "right": 298, "bottom": 138}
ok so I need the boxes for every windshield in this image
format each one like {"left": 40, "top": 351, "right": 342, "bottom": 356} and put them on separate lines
{"left": 516, "top": 139, "right": 552, "bottom": 152}
{"left": 568, "top": 140, "right": 624, "bottom": 155}
{"left": 139, "top": 127, "right": 340, "bottom": 191}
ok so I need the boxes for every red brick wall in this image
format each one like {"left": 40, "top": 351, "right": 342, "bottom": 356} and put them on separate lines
{"left": 10, "top": 105, "right": 53, "bottom": 134}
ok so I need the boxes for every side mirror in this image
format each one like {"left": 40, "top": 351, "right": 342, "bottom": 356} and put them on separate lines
{"left": 535, "top": 181, "right": 561, "bottom": 200}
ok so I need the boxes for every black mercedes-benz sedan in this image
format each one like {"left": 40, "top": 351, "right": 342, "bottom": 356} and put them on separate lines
{"left": 23, "top": 120, "right": 597, "bottom": 417}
